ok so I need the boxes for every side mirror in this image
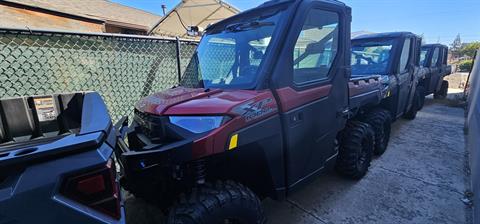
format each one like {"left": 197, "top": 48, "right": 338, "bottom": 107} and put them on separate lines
{"left": 305, "top": 42, "right": 325, "bottom": 54}
{"left": 187, "top": 26, "right": 204, "bottom": 37}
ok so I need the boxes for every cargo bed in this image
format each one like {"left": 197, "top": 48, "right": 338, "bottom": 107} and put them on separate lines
{"left": 0, "top": 92, "right": 112, "bottom": 168}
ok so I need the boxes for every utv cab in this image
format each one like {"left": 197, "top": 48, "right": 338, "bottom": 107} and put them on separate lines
{"left": 351, "top": 32, "right": 426, "bottom": 120}
{"left": 419, "top": 44, "right": 452, "bottom": 100}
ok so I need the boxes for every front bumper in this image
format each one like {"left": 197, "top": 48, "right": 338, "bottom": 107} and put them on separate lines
{"left": 116, "top": 135, "right": 193, "bottom": 172}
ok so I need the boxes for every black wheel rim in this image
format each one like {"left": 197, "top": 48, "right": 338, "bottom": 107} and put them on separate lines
{"left": 377, "top": 128, "right": 386, "bottom": 150}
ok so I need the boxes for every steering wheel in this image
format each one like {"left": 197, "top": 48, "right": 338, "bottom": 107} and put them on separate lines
{"left": 232, "top": 65, "right": 258, "bottom": 84}
{"left": 353, "top": 52, "right": 375, "bottom": 64}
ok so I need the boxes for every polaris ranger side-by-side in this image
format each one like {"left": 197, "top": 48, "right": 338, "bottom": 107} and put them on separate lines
{"left": 352, "top": 32, "right": 426, "bottom": 120}
{"left": 0, "top": 92, "right": 125, "bottom": 224}
{"left": 115, "top": 0, "right": 397, "bottom": 223}
{"left": 419, "top": 44, "right": 452, "bottom": 101}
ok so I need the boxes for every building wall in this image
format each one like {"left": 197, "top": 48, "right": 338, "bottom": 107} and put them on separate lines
{"left": 0, "top": 3, "right": 103, "bottom": 32}
{"left": 467, "top": 50, "right": 480, "bottom": 224}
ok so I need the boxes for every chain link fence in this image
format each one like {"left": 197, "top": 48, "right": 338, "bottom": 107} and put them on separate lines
{"left": 0, "top": 28, "right": 198, "bottom": 121}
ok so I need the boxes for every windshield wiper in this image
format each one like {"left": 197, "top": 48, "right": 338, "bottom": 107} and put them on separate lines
{"left": 226, "top": 21, "right": 274, "bottom": 32}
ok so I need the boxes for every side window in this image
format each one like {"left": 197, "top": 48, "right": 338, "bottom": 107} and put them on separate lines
{"left": 442, "top": 48, "right": 448, "bottom": 65}
{"left": 431, "top": 47, "right": 440, "bottom": 67}
{"left": 293, "top": 9, "right": 339, "bottom": 84}
{"left": 419, "top": 50, "right": 428, "bottom": 67}
{"left": 398, "top": 38, "right": 411, "bottom": 73}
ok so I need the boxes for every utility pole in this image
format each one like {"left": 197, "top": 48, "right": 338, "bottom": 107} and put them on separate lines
{"left": 161, "top": 4, "right": 167, "bottom": 16}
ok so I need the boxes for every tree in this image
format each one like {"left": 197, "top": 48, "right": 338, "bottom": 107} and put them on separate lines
{"left": 450, "top": 34, "right": 462, "bottom": 59}
{"left": 459, "top": 42, "right": 480, "bottom": 58}
{"left": 451, "top": 34, "right": 462, "bottom": 51}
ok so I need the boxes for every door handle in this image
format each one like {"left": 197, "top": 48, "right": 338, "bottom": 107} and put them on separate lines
{"left": 291, "top": 112, "right": 303, "bottom": 123}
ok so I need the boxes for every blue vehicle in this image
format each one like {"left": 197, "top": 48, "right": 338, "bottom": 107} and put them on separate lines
{"left": 0, "top": 92, "right": 125, "bottom": 224}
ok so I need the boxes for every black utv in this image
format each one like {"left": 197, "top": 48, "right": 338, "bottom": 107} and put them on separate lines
{"left": 351, "top": 32, "right": 426, "bottom": 121}
{"left": 419, "top": 44, "right": 452, "bottom": 102}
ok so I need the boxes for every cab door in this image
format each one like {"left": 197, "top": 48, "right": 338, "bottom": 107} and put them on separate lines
{"left": 270, "top": 2, "right": 350, "bottom": 191}
{"left": 396, "top": 37, "right": 415, "bottom": 116}
{"left": 428, "top": 47, "right": 441, "bottom": 91}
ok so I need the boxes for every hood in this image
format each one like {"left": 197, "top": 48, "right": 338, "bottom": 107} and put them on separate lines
{"left": 136, "top": 87, "right": 276, "bottom": 116}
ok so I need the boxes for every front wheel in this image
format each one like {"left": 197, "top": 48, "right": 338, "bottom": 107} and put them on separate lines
{"left": 167, "top": 181, "right": 266, "bottom": 224}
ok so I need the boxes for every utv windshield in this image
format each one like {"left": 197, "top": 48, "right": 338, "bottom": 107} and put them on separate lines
{"left": 180, "top": 8, "right": 285, "bottom": 89}
{"left": 351, "top": 39, "right": 395, "bottom": 76}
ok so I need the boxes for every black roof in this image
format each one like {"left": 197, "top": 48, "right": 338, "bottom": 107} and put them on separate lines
{"left": 259, "top": 0, "right": 346, "bottom": 7}
{"left": 208, "top": 0, "right": 349, "bottom": 32}
{"left": 353, "top": 32, "right": 419, "bottom": 41}
{"left": 422, "top": 43, "right": 448, "bottom": 48}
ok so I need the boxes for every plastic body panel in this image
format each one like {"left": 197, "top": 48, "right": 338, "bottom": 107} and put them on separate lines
{"left": 268, "top": 0, "right": 351, "bottom": 192}
{"left": 0, "top": 92, "right": 125, "bottom": 224}
{"left": 0, "top": 146, "right": 125, "bottom": 224}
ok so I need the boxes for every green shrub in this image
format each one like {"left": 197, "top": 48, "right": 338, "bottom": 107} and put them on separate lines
{"left": 459, "top": 42, "right": 480, "bottom": 58}
{"left": 458, "top": 60, "right": 473, "bottom": 72}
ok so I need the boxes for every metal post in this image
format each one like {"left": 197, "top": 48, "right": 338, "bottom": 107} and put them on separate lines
{"left": 161, "top": 5, "right": 167, "bottom": 16}
{"left": 176, "top": 36, "right": 182, "bottom": 84}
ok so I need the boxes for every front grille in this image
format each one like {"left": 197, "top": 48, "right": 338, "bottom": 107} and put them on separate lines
{"left": 133, "top": 110, "right": 166, "bottom": 142}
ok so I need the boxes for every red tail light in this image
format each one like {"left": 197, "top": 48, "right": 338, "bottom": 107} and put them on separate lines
{"left": 61, "top": 159, "right": 121, "bottom": 219}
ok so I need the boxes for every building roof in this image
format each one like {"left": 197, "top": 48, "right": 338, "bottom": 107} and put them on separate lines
{"left": 4, "top": 0, "right": 162, "bottom": 30}
{"left": 149, "top": 0, "right": 240, "bottom": 39}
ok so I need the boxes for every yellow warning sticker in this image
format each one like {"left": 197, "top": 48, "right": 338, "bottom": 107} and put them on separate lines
{"left": 228, "top": 134, "right": 238, "bottom": 150}
{"left": 34, "top": 97, "right": 57, "bottom": 122}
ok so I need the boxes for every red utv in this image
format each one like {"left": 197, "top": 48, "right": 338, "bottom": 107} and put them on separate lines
{"left": 115, "top": 0, "right": 395, "bottom": 223}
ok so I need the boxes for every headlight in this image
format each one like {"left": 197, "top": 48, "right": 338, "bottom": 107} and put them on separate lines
{"left": 169, "top": 116, "right": 230, "bottom": 133}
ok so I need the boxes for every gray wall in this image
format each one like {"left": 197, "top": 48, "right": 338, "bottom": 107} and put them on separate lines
{"left": 467, "top": 49, "right": 480, "bottom": 224}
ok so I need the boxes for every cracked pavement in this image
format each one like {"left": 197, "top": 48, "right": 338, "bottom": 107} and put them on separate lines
{"left": 126, "top": 95, "right": 472, "bottom": 224}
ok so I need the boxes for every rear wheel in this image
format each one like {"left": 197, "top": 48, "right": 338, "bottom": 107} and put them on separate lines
{"left": 336, "top": 121, "right": 374, "bottom": 179}
{"left": 167, "top": 181, "right": 265, "bottom": 224}
{"left": 434, "top": 80, "right": 448, "bottom": 99}
{"left": 362, "top": 109, "right": 392, "bottom": 155}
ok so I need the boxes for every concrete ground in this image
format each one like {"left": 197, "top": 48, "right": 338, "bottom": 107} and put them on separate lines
{"left": 445, "top": 72, "right": 469, "bottom": 90}
{"left": 125, "top": 93, "right": 472, "bottom": 224}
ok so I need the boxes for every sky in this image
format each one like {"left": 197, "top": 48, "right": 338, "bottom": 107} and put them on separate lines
{"left": 112, "top": 0, "right": 480, "bottom": 45}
